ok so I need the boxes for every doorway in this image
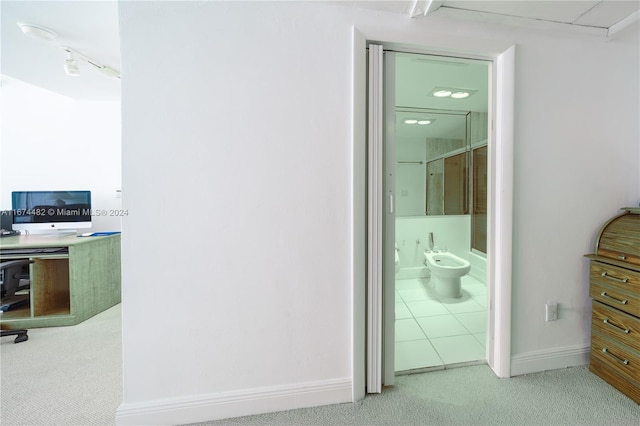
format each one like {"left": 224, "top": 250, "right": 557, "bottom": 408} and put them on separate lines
{"left": 393, "top": 53, "right": 489, "bottom": 374}
{"left": 364, "top": 42, "right": 515, "bottom": 393}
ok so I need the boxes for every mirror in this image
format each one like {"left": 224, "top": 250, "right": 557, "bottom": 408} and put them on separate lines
{"left": 395, "top": 108, "right": 470, "bottom": 216}
{"left": 393, "top": 52, "right": 489, "bottom": 254}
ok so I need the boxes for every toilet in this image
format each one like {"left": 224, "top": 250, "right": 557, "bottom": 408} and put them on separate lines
{"left": 424, "top": 251, "right": 471, "bottom": 298}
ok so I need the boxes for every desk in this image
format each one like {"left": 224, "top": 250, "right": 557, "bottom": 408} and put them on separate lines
{"left": 0, "top": 234, "right": 121, "bottom": 329}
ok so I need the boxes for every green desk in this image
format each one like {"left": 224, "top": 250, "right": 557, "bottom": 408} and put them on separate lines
{"left": 0, "top": 234, "right": 121, "bottom": 329}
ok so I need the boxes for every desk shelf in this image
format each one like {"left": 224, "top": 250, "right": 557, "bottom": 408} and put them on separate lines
{"left": 1, "top": 234, "right": 120, "bottom": 329}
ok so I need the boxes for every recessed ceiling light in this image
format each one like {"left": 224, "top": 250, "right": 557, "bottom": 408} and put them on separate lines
{"left": 418, "top": 120, "right": 432, "bottom": 125}
{"left": 404, "top": 119, "right": 418, "bottom": 124}
{"left": 17, "top": 22, "right": 57, "bottom": 41}
{"left": 430, "top": 87, "right": 478, "bottom": 99}
{"left": 451, "top": 92, "right": 470, "bottom": 99}
{"left": 433, "top": 90, "right": 452, "bottom": 98}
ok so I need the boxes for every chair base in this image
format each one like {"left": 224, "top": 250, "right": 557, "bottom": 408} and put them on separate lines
{"left": 1, "top": 329, "right": 28, "bottom": 343}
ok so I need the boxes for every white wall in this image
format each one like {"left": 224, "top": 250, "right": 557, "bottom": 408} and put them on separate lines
{"left": 510, "top": 27, "right": 639, "bottom": 370}
{"left": 116, "top": 2, "right": 639, "bottom": 424}
{"left": 1, "top": 76, "right": 121, "bottom": 232}
{"left": 396, "top": 216, "right": 471, "bottom": 267}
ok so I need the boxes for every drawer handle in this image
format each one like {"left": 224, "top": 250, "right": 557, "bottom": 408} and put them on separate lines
{"left": 600, "top": 292, "right": 628, "bottom": 305}
{"left": 601, "top": 272, "right": 629, "bottom": 284}
{"left": 617, "top": 255, "right": 626, "bottom": 260}
{"left": 603, "top": 318, "right": 631, "bottom": 334}
{"left": 602, "top": 347, "right": 629, "bottom": 366}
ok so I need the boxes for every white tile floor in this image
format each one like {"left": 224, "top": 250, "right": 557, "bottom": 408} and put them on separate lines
{"left": 395, "top": 275, "right": 487, "bottom": 373}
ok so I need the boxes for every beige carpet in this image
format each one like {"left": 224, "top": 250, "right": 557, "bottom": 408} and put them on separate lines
{"left": 196, "top": 364, "right": 640, "bottom": 426}
{"left": 1, "top": 304, "right": 122, "bottom": 426}
{"left": 2, "top": 304, "right": 639, "bottom": 426}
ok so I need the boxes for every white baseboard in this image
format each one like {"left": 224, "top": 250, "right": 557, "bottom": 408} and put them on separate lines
{"left": 467, "top": 251, "right": 487, "bottom": 283}
{"left": 116, "top": 377, "right": 352, "bottom": 425}
{"left": 116, "top": 378, "right": 353, "bottom": 425}
{"left": 510, "top": 344, "right": 590, "bottom": 377}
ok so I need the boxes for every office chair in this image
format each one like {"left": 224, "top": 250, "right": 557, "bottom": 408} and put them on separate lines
{"left": 1, "top": 259, "right": 33, "bottom": 343}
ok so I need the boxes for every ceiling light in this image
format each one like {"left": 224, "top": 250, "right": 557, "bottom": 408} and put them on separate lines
{"left": 451, "top": 92, "right": 470, "bottom": 99}
{"left": 17, "top": 22, "right": 57, "bottom": 41}
{"left": 64, "top": 52, "right": 80, "bottom": 76}
{"left": 404, "top": 119, "right": 418, "bottom": 124}
{"left": 430, "top": 87, "right": 477, "bottom": 99}
{"left": 433, "top": 90, "right": 452, "bottom": 98}
{"left": 417, "top": 120, "right": 432, "bottom": 125}
{"left": 62, "top": 46, "right": 121, "bottom": 80}
{"left": 16, "top": 21, "right": 121, "bottom": 81}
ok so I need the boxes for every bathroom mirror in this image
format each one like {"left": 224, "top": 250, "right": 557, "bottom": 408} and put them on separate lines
{"left": 395, "top": 108, "right": 471, "bottom": 216}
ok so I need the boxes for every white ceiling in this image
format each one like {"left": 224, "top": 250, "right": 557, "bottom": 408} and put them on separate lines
{"left": 1, "top": 1, "right": 638, "bottom": 102}
{"left": 351, "top": 0, "right": 640, "bottom": 31}
{"left": 427, "top": 0, "right": 640, "bottom": 29}
{"left": 1, "top": 1, "right": 121, "bottom": 101}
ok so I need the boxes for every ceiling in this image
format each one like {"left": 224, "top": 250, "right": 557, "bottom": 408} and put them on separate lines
{"left": 1, "top": 1, "right": 120, "bottom": 101}
{"left": 1, "top": 1, "right": 638, "bottom": 102}
{"left": 350, "top": 0, "right": 640, "bottom": 32}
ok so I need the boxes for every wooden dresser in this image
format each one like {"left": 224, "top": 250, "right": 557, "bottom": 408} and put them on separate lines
{"left": 585, "top": 207, "right": 640, "bottom": 404}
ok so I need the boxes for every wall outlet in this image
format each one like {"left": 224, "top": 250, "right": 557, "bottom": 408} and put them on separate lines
{"left": 545, "top": 303, "right": 558, "bottom": 322}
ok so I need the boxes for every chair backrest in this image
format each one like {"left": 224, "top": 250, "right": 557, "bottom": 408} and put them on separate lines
{"left": 1, "top": 260, "right": 33, "bottom": 299}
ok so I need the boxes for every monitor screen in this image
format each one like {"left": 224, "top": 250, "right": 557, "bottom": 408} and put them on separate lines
{"left": 11, "top": 190, "right": 92, "bottom": 233}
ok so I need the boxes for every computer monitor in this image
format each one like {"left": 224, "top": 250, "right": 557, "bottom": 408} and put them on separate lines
{"left": 11, "top": 190, "right": 92, "bottom": 234}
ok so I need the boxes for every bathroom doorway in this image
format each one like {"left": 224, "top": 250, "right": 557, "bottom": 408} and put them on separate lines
{"left": 364, "top": 42, "right": 514, "bottom": 392}
{"left": 393, "top": 52, "right": 490, "bottom": 374}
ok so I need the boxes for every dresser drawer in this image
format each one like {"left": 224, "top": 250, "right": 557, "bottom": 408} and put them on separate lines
{"left": 592, "top": 301, "right": 640, "bottom": 354}
{"left": 590, "top": 262, "right": 640, "bottom": 317}
{"left": 597, "top": 212, "right": 640, "bottom": 267}
{"left": 590, "top": 354, "right": 640, "bottom": 404}
{"left": 590, "top": 332, "right": 640, "bottom": 390}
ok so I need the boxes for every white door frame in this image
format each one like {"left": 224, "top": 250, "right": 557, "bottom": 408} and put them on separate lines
{"left": 355, "top": 34, "right": 515, "bottom": 398}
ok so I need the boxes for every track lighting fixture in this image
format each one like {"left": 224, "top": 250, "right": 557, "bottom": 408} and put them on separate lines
{"left": 64, "top": 52, "right": 80, "bottom": 76}
{"left": 17, "top": 22, "right": 120, "bottom": 80}
{"left": 61, "top": 46, "right": 121, "bottom": 80}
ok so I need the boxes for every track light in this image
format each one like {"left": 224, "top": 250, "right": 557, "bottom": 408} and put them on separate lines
{"left": 62, "top": 46, "right": 121, "bottom": 80}
{"left": 64, "top": 52, "right": 80, "bottom": 76}
{"left": 16, "top": 21, "right": 121, "bottom": 81}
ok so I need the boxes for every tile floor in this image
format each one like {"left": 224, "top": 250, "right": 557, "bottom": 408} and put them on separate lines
{"left": 395, "top": 275, "right": 487, "bottom": 373}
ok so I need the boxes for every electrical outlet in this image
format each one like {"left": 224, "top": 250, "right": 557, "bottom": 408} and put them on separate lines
{"left": 545, "top": 303, "right": 558, "bottom": 322}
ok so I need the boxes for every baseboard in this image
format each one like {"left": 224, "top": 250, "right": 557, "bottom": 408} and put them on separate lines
{"left": 115, "top": 377, "right": 352, "bottom": 425}
{"left": 395, "top": 267, "right": 429, "bottom": 280}
{"left": 467, "top": 251, "right": 487, "bottom": 283}
{"left": 510, "top": 344, "right": 590, "bottom": 377}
